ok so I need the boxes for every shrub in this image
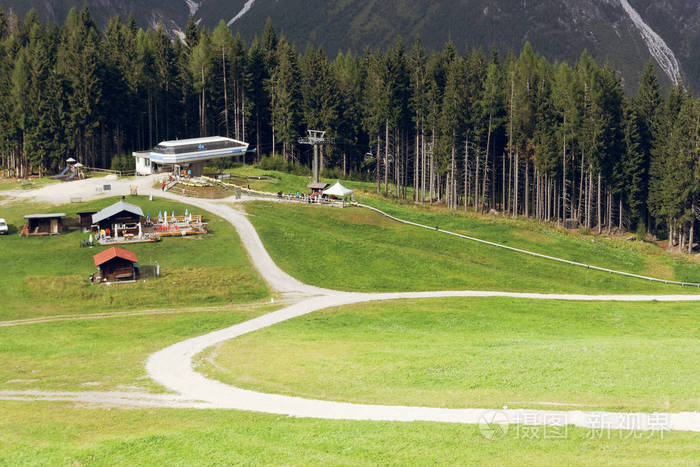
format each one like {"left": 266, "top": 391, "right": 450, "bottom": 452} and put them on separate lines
{"left": 110, "top": 154, "right": 135, "bottom": 173}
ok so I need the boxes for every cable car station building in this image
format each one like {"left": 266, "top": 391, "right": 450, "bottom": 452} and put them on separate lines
{"left": 133, "top": 136, "right": 248, "bottom": 176}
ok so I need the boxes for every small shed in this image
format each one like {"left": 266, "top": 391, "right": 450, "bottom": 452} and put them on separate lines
{"left": 22, "top": 213, "right": 66, "bottom": 236}
{"left": 94, "top": 247, "right": 139, "bottom": 282}
{"left": 92, "top": 201, "right": 144, "bottom": 231}
{"left": 307, "top": 182, "right": 330, "bottom": 196}
{"left": 77, "top": 211, "right": 98, "bottom": 232}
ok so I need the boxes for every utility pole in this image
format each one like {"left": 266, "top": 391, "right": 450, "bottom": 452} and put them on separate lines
{"left": 299, "top": 130, "right": 333, "bottom": 183}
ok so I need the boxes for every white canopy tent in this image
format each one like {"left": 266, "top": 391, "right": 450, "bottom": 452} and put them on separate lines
{"left": 323, "top": 182, "right": 353, "bottom": 199}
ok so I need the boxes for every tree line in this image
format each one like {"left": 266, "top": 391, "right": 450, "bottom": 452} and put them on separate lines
{"left": 0, "top": 8, "right": 697, "bottom": 251}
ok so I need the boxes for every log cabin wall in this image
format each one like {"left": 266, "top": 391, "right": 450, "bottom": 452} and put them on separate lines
{"left": 99, "top": 258, "right": 137, "bottom": 282}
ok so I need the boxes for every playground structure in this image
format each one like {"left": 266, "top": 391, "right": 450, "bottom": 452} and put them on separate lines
{"left": 53, "top": 159, "right": 86, "bottom": 182}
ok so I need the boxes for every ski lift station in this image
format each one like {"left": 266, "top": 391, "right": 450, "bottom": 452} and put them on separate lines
{"left": 133, "top": 136, "right": 249, "bottom": 176}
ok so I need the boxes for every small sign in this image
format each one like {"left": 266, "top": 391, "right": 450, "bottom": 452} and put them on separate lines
{"left": 103, "top": 185, "right": 111, "bottom": 191}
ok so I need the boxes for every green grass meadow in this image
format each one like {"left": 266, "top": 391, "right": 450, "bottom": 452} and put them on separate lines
{"left": 199, "top": 297, "right": 700, "bottom": 413}
{"left": 0, "top": 196, "right": 268, "bottom": 321}
{"left": 0, "top": 304, "right": 276, "bottom": 393}
{"left": 228, "top": 166, "right": 700, "bottom": 286}
{"left": 362, "top": 197, "right": 700, "bottom": 284}
{"left": 0, "top": 176, "right": 60, "bottom": 192}
{"left": 1, "top": 172, "right": 699, "bottom": 464}
{"left": 1, "top": 402, "right": 698, "bottom": 466}
{"left": 244, "top": 201, "right": 700, "bottom": 294}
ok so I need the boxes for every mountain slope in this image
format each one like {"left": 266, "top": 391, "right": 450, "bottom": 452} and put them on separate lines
{"left": 1, "top": 0, "right": 697, "bottom": 91}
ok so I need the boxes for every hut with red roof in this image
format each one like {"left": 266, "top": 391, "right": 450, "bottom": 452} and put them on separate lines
{"left": 93, "top": 247, "right": 139, "bottom": 283}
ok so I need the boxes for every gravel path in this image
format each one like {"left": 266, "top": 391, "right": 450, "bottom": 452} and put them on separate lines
{"left": 4, "top": 178, "right": 700, "bottom": 432}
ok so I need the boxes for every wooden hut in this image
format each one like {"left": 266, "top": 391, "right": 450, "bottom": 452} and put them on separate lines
{"left": 91, "top": 201, "right": 144, "bottom": 232}
{"left": 93, "top": 247, "right": 139, "bottom": 282}
{"left": 307, "top": 182, "right": 330, "bottom": 196}
{"left": 77, "top": 211, "right": 97, "bottom": 232}
{"left": 21, "top": 213, "right": 66, "bottom": 236}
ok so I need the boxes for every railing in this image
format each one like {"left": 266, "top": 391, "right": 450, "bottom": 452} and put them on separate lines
{"left": 165, "top": 185, "right": 212, "bottom": 199}
{"left": 201, "top": 176, "right": 278, "bottom": 199}
{"left": 86, "top": 167, "right": 136, "bottom": 178}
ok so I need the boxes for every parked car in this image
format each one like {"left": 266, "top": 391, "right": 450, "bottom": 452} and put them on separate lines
{"left": 0, "top": 218, "right": 8, "bottom": 235}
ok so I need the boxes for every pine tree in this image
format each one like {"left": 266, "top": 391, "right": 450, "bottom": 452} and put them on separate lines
{"left": 409, "top": 39, "right": 429, "bottom": 202}
{"left": 271, "top": 39, "right": 302, "bottom": 162}
{"left": 301, "top": 45, "right": 339, "bottom": 171}
{"left": 632, "top": 59, "right": 662, "bottom": 229}
{"left": 57, "top": 6, "right": 104, "bottom": 165}
{"left": 189, "top": 31, "right": 213, "bottom": 137}
{"left": 648, "top": 85, "right": 687, "bottom": 242}
{"left": 437, "top": 56, "right": 466, "bottom": 209}
{"left": 246, "top": 37, "right": 270, "bottom": 160}
{"left": 185, "top": 14, "right": 199, "bottom": 50}
{"left": 332, "top": 50, "right": 364, "bottom": 176}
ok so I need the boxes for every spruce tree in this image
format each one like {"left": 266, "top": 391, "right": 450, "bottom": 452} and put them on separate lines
{"left": 271, "top": 39, "right": 302, "bottom": 161}
{"left": 632, "top": 59, "right": 662, "bottom": 229}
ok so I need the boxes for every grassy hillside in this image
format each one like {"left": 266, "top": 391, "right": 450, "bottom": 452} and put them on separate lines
{"left": 229, "top": 166, "right": 700, "bottom": 285}
{"left": 0, "top": 196, "right": 268, "bottom": 320}
{"left": 243, "top": 201, "right": 700, "bottom": 293}
{"left": 200, "top": 297, "right": 700, "bottom": 412}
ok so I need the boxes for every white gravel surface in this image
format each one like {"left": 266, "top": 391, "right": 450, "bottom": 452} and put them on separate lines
{"left": 3, "top": 177, "right": 700, "bottom": 432}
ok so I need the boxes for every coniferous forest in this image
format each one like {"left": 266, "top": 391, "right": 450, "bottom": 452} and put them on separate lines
{"left": 0, "top": 8, "right": 698, "bottom": 251}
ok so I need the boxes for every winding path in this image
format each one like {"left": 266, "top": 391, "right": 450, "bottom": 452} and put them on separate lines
{"left": 3, "top": 179, "right": 700, "bottom": 432}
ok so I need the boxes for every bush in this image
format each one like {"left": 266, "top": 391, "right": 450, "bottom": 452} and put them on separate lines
{"left": 635, "top": 222, "right": 647, "bottom": 242}
{"left": 256, "top": 155, "right": 312, "bottom": 177}
{"left": 258, "top": 154, "right": 292, "bottom": 172}
{"left": 110, "top": 154, "right": 135, "bottom": 173}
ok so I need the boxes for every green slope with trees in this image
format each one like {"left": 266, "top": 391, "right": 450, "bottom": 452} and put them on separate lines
{"left": 0, "top": 10, "right": 697, "bottom": 251}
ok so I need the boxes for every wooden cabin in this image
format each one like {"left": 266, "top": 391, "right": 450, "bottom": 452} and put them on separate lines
{"left": 307, "top": 182, "right": 330, "bottom": 196}
{"left": 21, "top": 213, "right": 66, "bottom": 237}
{"left": 93, "top": 247, "right": 139, "bottom": 282}
{"left": 91, "top": 201, "right": 144, "bottom": 232}
{"left": 77, "top": 211, "right": 97, "bottom": 232}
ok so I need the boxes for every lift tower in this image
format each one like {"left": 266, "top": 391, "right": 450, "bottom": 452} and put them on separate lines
{"left": 299, "top": 130, "right": 334, "bottom": 183}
